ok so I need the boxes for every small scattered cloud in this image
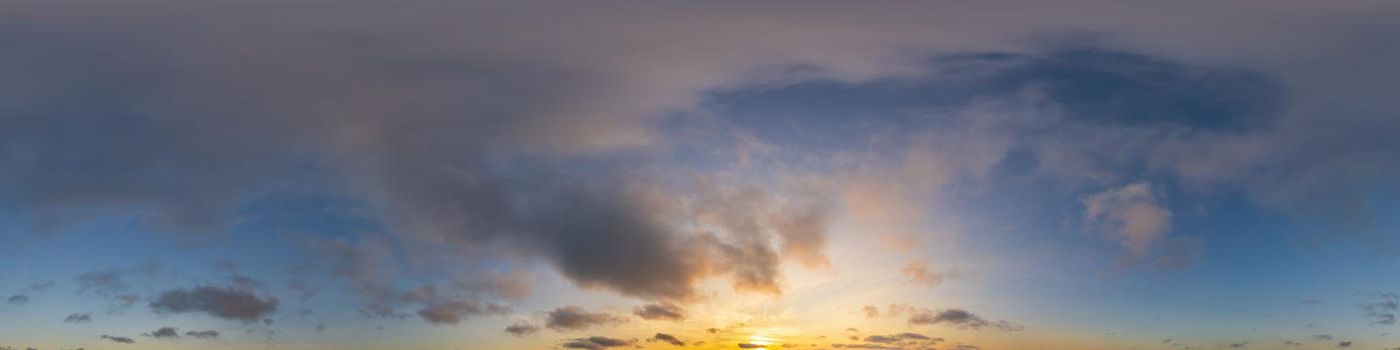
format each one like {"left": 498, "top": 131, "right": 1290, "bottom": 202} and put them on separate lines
{"left": 25, "top": 281, "right": 56, "bottom": 292}
{"left": 902, "top": 259, "right": 958, "bottom": 287}
{"left": 415, "top": 300, "right": 510, "bottom": 325}
{"left": 185, "top": 330, "right": 219, "bottom": 339}
{"left": 633, "top": 302, "right": 685, "bottom": 321}
{"left": 100, "top": 335, "right": 135, "bottom": 344}
{"left": 908, "top": 308, "right": 1023, "bottom": 331}
{"left": 505, "top": 323, "right": 541, "bottom": 337}
{"left": 650, "top": 333, "right": 686, "bottom": 346}
{"left": 1361, "top": 293, "right": 1399, "bottom": 325}
{"left": 143, "top": 327, "right": 179, "bottom": 339}
{"left": 5, "top": 295, "right": 27, "bottom": 306}
{"left": 547, "top": 306, "right": 626, "bottom": 331}
{"left": 63, "top": 313, "right": 92, "bottom": 323}
{"left": 863, "top": 332, "right": 938, "bottom": 344}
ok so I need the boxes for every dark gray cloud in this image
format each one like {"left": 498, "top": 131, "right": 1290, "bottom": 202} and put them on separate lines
{"left": 100, "top": 335, "right": 135, "bottom": 344}
{"left": 185, "top": 330, "right": 219, "bottom": 339}
{"left": 63, "top": 313, "right": 92, "bottom": 323}
{"left": 650, "top": 333, "right": 685, "bottom": 346}
{"left": 414, "top": 300, "right": 510, "bottom": 325}
{"left": 863, "top": 333, "right": 937, "bottom": 344}
{"left": 149, "top": 286, "right": 278, "bottom": 322}
{"left": 546, "top": 306, "right": 626, "bottom": 332}
{"left": 563, "top": 336, "right": 634, "bottom": 349}
{"left": 144, "top": 327, "right": 179, "bottom": 339}
{"left": 5, "top": 295, "right": 27, "bottom": 305}
{"left": 504, "top": 323, "right": 541, "bottom": 337}
{"left": 1337, "top": 341, "right": 1352, "bottom": 348}
{"left": 633, "top": 302, "right": 685, "bottom": 321}
{"left": 907, "top": 308, "right": 1022, "bottom": 331}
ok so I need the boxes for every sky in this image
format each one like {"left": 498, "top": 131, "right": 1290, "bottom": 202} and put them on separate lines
{"left": 1, "top": 1, "right": 1399, "bottom": 350}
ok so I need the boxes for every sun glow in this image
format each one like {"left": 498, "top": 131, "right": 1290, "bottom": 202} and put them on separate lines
{"left": 747, "top": 333, "right": 777, "bottom": 348}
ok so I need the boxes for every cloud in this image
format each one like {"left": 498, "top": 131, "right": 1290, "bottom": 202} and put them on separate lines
{"left": 1337, "top": 341, "right": 1352, "bottom": 348}
{"left": 415, "top": 300, "right": 510, "bottom": 325}
{"left": 63, "top": 313, "right": 92, "bottom": 323}
{"left": 633, "top": 302, "right": 685, "bottom": 321}
{"left": 143, "top": 327, "right": 179, "bottom": 339}
{"left": 504, "top": 323, "right": 541, "bottom": 337}
{"left": 149, "top": 285, "right": 279, "bottom": 322}
{"left": 650, "top": 333, "right": 686, "bottom": 346}
{"left": 5, "top": 295, "right": 27, "bottom": 305}
{"left": 75, "top": 267, "right": 159, "bottom": 295}
{"left": 863, "top": 305, "right": 880, "bottom": 318}
{"left": 863, "top": 332, "right": 937, "bottom": 344}
{"left": 908, "top": 308, "right": 1023, "bottom": 331}
{"left": 0, "top": 0, "right": 1398, "bottom": 326}
{"left": 902, "top": 260, "right": 959, "bottom": 288}
{"left": 25, "top": 281, "right": 55, "bottom": 292}
{"left": 185, "top": 330, "right": 219, "bottom": 339}
{"left": 100, "top": 335, "right": 135, "bottom": 344}
{"left": 738, "top": 344, "right": 766, "bottom": 349}
{"left": 1361, "top": 293, "right": 1399, "bottom": 325}
{"left": 563, "top": 336, "right": 634, "bottom": 349}
{"left": 1083, "top": 182, "right": 1172, "bottom": 262}
{"left": 547, "top": 306, "right": 626, "bottom": 331}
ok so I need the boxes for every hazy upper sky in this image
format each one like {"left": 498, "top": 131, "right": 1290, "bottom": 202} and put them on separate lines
{"left": 2, "top": 1, "right": 1399, "bottom": 350}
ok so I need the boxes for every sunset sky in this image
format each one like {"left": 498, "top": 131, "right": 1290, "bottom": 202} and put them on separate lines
{"left": 3, "top": 1, "right": 1400, "bottom": 350}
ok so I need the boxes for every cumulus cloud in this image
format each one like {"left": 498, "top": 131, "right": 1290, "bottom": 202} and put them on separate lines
{"left": 100, "top": 335, "right": 135, "bottom": 344}
{"left": 1083, "top": 182, "right": 1172, "bottom": 262}
{"left": 149, "top": 285, "right": 278, "bottom": 322}
{"left": 633, "top": 302, "right": 685, "bottom": 321}
{"left": 5, "top": 295, "right": 27, "bottom": 305}
{"left": 650, "top": 333, "right": 686, "bottom": 346}
{"left": 547, "top": 306, "right": 626, "bottom": 331}
{"left": 143, "top": 327, "right": 179, "bottom": 339}
{"left": 63, "top": 313, "right": 92, "bottom": 323}
{"left": 504, "top": 323, "right": 541, "bottom": 337}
